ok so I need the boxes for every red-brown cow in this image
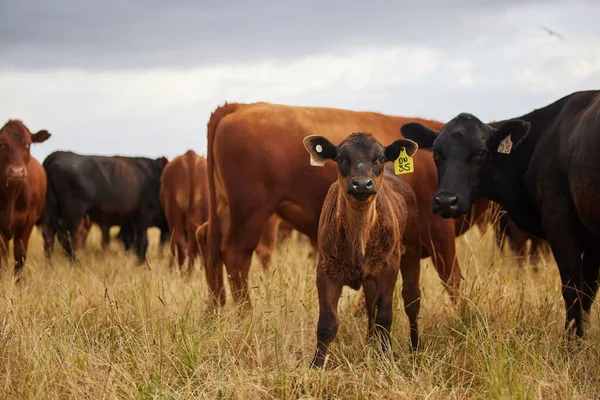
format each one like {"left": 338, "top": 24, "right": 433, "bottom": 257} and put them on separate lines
{"left": 0, "top": 120, "right": 50, "bottom": 279}
{"left": 204, "top": 102, "right": 489, "bottom": 307}
{"left": 305, "top": 133, "right": 421, "bottom": 367}
{"left": 162, "top": 150, "right": 283, "bottom": 273}
{"left": 160, "top": 150, "right": 208, "bottom": 272}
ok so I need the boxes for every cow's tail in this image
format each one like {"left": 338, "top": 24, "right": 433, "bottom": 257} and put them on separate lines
{"left": 206, "top": 103, "right": 241, "bottom": 284}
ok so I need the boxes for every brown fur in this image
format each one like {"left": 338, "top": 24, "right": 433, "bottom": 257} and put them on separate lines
{"left": 0, "top": 120, "right": 50, "bottom": 280}
{"left": 204, "top": 102, "right": 482, "bottom": 306}
{"left": 160, "top": 150, "right": 280, "bottom": 277}
{"left": 308, "top": 133, "right": 421, "bottom": 367}
{"left": 160, "top": 150, "right": 209, "bottom": 273}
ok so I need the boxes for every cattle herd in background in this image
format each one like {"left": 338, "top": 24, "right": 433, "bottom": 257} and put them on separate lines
{"left": 2, "top": 89, "right": 598, "bottom": 367}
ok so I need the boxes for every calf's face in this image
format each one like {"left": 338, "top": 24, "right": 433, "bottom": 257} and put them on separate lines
{"left": 304, "top": 132, "right": 417, "bottom": 203}
{"left": 401, "top": 113, "right": 530, "bottom": 218}
{"left": 0, "top": 120, "right": 50, "bottom": 182}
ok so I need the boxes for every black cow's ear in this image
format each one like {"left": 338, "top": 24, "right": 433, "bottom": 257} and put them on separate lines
{"left": 158, "top": 156, "right": 169, "bottom": 167}
{"left": 401, "top": 123, "right": 438, "bottom": 149}
{"left": 303, "top": 136, "right": 337, "bottom": 164}
{"left": 488, "top": 119, "right": 531, "bottom": 152}
{"left": 385, "top": 139, "right": 419, "bottom": 161}
{"left": 31, "top": 130, "right": 51, "bottom": 143}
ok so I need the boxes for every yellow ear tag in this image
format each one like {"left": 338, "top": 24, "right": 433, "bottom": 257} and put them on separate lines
{"left": 394, "top": 148, "right": 414, "bottom": 175}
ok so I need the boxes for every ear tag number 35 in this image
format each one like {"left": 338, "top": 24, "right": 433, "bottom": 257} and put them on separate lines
{"left": 394, "top": 148, "right": 414, "bottom": 175}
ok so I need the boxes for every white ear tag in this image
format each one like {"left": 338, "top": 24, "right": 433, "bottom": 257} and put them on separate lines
{"left": 497, "top": 134, "right": 513, "bottom": 154}
{"left": 310, "top": 144, "right": 325, "bottom": 166}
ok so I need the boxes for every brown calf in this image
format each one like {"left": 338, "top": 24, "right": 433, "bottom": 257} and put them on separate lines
{"left": 0, "top": 120, "right": 50, "bottom": 279}
{"left": 304, "top": 133, "right": 421, "bottom": 367}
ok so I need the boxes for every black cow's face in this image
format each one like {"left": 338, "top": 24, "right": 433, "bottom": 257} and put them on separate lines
{"left": 304, "top": 132, "right": 418, "bottom": 203}
{"left": 402, "top": 113, "right": 530, "bottom": 218}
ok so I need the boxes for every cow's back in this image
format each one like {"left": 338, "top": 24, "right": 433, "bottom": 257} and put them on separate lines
{"left": 45, "top": 151, "right": 158, "bottom": 218}
{"left": 214, "top": 103, "right": 442, "bottom": 239}
{"left": 160, "top": 151, "right": 208, "bottom": 225}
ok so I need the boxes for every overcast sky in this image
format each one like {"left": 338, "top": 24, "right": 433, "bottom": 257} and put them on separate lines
{"left": 1, "top": 0, "right": 598, "bottom": 161}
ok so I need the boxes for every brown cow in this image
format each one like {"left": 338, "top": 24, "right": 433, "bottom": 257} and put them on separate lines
{"left": 0, "top": 120, "right": 50, "bottom": 279}
{"left": 304, "top": 133, "right": 421, "bottom": 367}
{"left": 160, "top": 150, "right": 209, "bottom": 272}
{"left": 163, "top": 150, "right": 282, "bottom": 273}
{"left": 204, "top": 102, "right": 485, "bottom": 306}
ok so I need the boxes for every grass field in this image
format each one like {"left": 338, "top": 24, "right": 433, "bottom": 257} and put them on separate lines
{"left": 0, "top": 225, "right": 599, "bottom": 399}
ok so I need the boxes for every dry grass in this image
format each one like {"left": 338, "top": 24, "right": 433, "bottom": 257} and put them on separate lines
{"left": 0, "top": 225, "right": 599, "bottom": 399}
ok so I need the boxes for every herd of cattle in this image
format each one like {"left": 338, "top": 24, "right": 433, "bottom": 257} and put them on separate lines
{"left": 1, "top": 89, "right": 598, "bottom": 367}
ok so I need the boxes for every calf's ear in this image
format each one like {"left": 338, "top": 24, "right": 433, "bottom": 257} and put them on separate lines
{"left": 303, "top": 136, "right": 337, "bottom": 163}
{"left": 31, "top": 130, "right": 51, "bottom": 143}
{"left": 488, "top": 119, "right": 531, "bottom": 151}
{"left": 401, "top": 123, "right": 438, "bottom": 149}
{"left": 385, "top": 139, "right": 418, "bottom": 161}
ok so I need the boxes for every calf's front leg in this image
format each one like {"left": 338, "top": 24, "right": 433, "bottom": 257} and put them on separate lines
{"left": 311, "top": 265, "right": 343, "bottom": 368}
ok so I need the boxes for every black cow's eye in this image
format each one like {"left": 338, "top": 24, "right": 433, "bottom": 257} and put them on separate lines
{"left": 378, "top": 156, "right": 385, "bottom": 163}
{"left": 475, "top": 150, "right": 488, "bottom": 160}
{"left": 337, "top": 157, "right": 349, "bottom": 165}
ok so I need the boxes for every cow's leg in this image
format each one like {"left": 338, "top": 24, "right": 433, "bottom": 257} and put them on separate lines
{"left": 175, "top": 234, "right": 186, "bottom": 271}
{"left": 529, "top": 239, "right": 543, "bottom": 271}
{"left": 100, "top": 223, "right": 110, "bottom": 249}
{"left": 221, "top": 206, "right": 276, "bottom": 305}
{"left": 57, "top": 218, "right": 82, "bottom": 263}
{"left": 186, "top": 222, "right": 200, "bottom": 276}
{"left": 362, "top": 279, "right": 378, "bottom": 334}
{"left": 425, "top": 217, "right": 460, "bottom": 300}
{"left": 541, "top": 195, "right": 584, "bottom": 338}
{"left": 13, "top": 224, "right": 33, "bottom": 282}
{"left": 166, "top": 207, "right": 186, "bottom": 271}
{"left": 160, "top": 229, "right": 170, "bottom": 247}
{"left": 311, "top": 266, "right": 343, "bottom": 368}
{"left": 400, "top": 250, "right": 421, "bottom": 351}
{"left": 134, "top": 222, "right": 149, "bottom": 264}
{"left": 196, "top": 220, "right": 225, "bottom": 306}
{"left": 582, "top": 248, "right": 600, "bottom": 316}
{"left": 41, "top": 218, "right": 56, "bottom": 263}
{"left": 0, "top": 232, "right": 8, "bottom": 273}
{"left": 255, "top": 214, "right": 280, "bottom": 271}
{"left": 373, "top": 266, "right": 399, "bottom": 354}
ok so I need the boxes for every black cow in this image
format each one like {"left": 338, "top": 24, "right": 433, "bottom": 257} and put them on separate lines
{"left": 41, "top": 151, "right": 169, "bottom": 263}
{"left": 402, "top": 90, "right": 600, "bottom": 338}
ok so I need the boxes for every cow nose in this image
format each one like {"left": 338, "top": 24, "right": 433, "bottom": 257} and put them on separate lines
{"left": 351, "top": 178, "right": 375, "bottom": 194}
{"left": 6, "top": 166, "right": 26, "bottom": 179}
{"left": 433, "top": 192, "right": 460, "bottom": 217}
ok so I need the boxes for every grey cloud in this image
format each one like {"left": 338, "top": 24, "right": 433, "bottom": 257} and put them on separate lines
{"left": 0, "top": 0, "right": 572, "bottom": 70}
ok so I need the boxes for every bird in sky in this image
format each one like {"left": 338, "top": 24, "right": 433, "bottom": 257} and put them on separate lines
{"left": 540, "top": 25, "right": 565, "bottom": 40}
